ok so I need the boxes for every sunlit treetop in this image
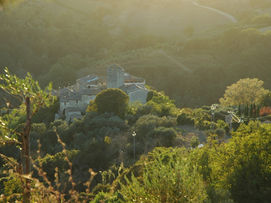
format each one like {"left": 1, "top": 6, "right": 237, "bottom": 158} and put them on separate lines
{"left": 0, "top": 67, "right": 55, "bottom": 142}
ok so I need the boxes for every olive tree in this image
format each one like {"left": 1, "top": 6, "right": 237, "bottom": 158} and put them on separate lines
{"left": 219, "top": 78, "right": 268, "bottom": 106}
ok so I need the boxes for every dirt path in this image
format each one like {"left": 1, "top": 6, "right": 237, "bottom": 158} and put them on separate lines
{"left": 192, "top": 1, "right": 238, "bottom": 23}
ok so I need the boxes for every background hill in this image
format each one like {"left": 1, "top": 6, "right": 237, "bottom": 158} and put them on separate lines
{"left": 1, "top": 0, "right": 271, "bottom": 107}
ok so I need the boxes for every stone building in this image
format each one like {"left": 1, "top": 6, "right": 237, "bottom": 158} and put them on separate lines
{"left": 120, "top": 84, "right": 149, "bottom": 104}
{"left": 58, "top": 87, "right": 100, "bottom": 120}
{"left": 107, "top": 65, "right": 125, "bottom": 88}
{"left": 107, "top": 64, "right": 149, "bottom": 104}
{"left": 56, "top": 75, "right": 103, "bottom": 121}
{"left": 56, "top": 64, "right": 148, "bottom": 121}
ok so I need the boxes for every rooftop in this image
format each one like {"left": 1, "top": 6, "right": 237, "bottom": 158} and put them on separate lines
{"left": 120, "top": 84, "right": 148, "bottom": 93}
{"left": 76, "top": 74, "right": 99, "bottom": 84}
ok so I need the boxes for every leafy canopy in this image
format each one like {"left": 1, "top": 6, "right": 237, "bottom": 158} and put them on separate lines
{"left": 219, "top": 78, "right": 268, "bottom": 106}
{"left": 93, "top": 88, "right": 129, "bottom": 118}
{"left": 0, "top": 67, "right": 55, "bottom": 143}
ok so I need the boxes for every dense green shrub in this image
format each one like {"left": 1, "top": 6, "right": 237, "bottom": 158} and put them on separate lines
{"left": 214, "top": 128, "right": 226, "bottom": 139}
{"left": 134, "top": 114, "right": 176, "bottom": 141}
{"left": 192, "top": 121, "right": 271, "bottom": 203}
{"left": 119, "top": 148, "right": 208, "bottom": 202}
{"left": 151, "top": 127, "right": 177, "bottom": 147}
{"left": 190, "top": 136, "right": 200, "bottom": 148}
{"left": 39, "top": 150, "right": 79, "bottom": 182}
{"left": 144, "top": 90, "right": 179, "bottom": 117}
{"left": 177, "top": 113, "right": 194, "bottom": 125}
{"left": 93, "top": 88, "right": 129, "bottom": 118}
{"left": 260, "top": 91, "right": 271, "bottom": 106}
{"left": 32, "top": 99, "right": 59, "bottom": 124}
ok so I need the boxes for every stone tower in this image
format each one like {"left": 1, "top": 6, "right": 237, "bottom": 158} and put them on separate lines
{"left": 107, "top": 64, "right": 125, "bottom": 88}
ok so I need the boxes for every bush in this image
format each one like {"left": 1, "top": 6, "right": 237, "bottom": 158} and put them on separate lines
{"left": 194, "top": 121, "right": 271, "bottom": 203}
{"left": 119, "top": 148, "right": 208, "bottom": 202}
{"left": 93, "top": 88, "right": 129, "bottom": 118}
{"left": 215, "top": 128, "right": 226, "bottom": 139}
{"left": 151, "top": 127, "right": 177, "bottom": 147}
{"left": 145, "top": 90, "right": 179, "bottom": 117}
{"left": 177, "top": 113, "right": 194, "bottom": 125}
{"left": 191, "top": 136, "right": 200, "bottom": 148}
{"left": 134, "top": 114, "right": 176, "bottom": 141}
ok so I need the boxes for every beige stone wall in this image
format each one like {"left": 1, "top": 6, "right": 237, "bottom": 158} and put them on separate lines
{"left": 60, "top": 95, "right": 96, "bottom": 114}
{"left": 107, "top": 67, "right": 124, "bottom": 88}
{"left": 129, "top": 89, "right": 148, "bottom": 104}
{"left": 66, "top": 111, "right": 82, "bottom": 122}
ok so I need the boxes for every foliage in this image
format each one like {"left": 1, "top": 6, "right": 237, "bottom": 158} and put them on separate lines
{"left": 39, "top": 150, "right": 79, "bottom": 182}
{"left": 219, "top": 78, "right": 269, "bottom": 106}
{"left": 192, "top": 108, "right": 213, "bottom": 130}
{"left": 218, "top": 122, "right": 271, "bottom": 202}
{"left": 191, "top": 121, "right": 271, "bottom": 203}
{"left": 260, "top": 91, "right": 271, "bottom": 106}
{"left": 91, "top": 192, "right": 120, "bottom": 203}
{"left": 151, "top": 127, "right": 177, "bottom": 147}
{"left": 1, "top": 70, "right": 271, "bottom": 202}
{"left": 0, "top": 67, "right": 54, "bottom": 146}
{"left": 119, "top": 148, "right": 208, "bottom": 202}
{"left": 134, "top": 114, "right": 176, "bottom": 141}
{"left": 93, "top": 88, "right": 129, "bottom": 118}
{"left": 145, "top": 90, "right": 179, "bottom": 116}
{"left": 190, "top": 136, "right": 200, "bottom": 148}
{"left": 177, "top": 112, "right": 194, "bottom": 125}
{"left": 0, "top": 68, "right": 55, "bottom": 202}
{"left": 32, "top": 99, "right": 59, "bottom": 124}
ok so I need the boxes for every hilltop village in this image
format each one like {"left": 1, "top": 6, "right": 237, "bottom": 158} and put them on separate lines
{"left": 55, "top": 65, "right": 149, "bottom": 121}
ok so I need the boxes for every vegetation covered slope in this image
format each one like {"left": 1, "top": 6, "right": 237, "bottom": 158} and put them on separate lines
{"left": 0, "top": 0, "right": 236, "bottom": 107}
{"left": 1, "top": 0, "right": 271, "bottom": 108}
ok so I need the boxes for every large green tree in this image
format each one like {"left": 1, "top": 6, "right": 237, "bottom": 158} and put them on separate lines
{"left": 219, "top": 78, "right": 268, "bottom": 106}
{"left": 93, "top": 88, "right": 129, "bottom": 118}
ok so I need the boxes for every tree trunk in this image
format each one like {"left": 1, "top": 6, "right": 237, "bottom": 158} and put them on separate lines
{"left": 22, "top": 96, "right": 31, "bottom": 203}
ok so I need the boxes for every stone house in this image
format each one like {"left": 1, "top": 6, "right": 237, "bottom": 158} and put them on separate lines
{"left": 56, "top": 64, "right": 149, "bottom": 121}
{"left": 120, "top": 84, "right": 149, "bottom": 104}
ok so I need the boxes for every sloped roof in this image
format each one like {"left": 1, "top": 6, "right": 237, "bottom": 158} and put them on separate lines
{"left": 76, "top": 74, "right": 99, "bottom": 84}
{"left": 59, "top": 86, "right": 100, "bottom": 102}
{"left": 124, "top": 73, "right": 145, "bottom": 83}
{"left": 120, "top": 84, "right": 148, "bottom": 94}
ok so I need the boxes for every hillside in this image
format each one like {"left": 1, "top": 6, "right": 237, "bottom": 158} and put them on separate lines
{"left": 78, "top": 26, "right": 271, "bottom": 108}
{"left": 1, "top": 0, "right": 271, "bottom": 108}
{"left": 1, "top": 1, "right": 271, "bottom": 202}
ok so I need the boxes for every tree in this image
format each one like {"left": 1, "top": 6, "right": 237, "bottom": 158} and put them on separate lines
{"left": 260, "top": 91, "right": 271, "bottom": 107}
{"left": 93, "top": 88, "right": 129, "bottom": 118}
{"left": 119, "top": 148, "right": 208, "bottom": 202}
{"left": 219, "top": 78, "right": 268, "bottom": 106}
{"left": 217, "top": 122, "right": 271, "bottom": 202}
{"left": 0, "top": 68, "right": 54, "bottom": 202}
